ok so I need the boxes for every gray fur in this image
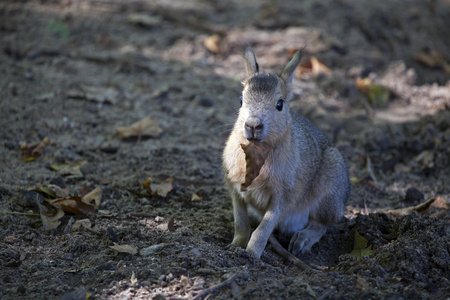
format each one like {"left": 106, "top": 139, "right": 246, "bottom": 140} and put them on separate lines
{"left": 223, "top": 48, "right": 350, "bottom": 258}
{"left": 243, "top": 47, "right": 259, "bottom": 77}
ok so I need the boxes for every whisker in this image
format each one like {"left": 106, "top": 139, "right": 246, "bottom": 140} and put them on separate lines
{"left": 219, "top": 128, "right": 234, "bottom": 135}
{"left": 213, "top": 123, "right": 235, "bottom": 130}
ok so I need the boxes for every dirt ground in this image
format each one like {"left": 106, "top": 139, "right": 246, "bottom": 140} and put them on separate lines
{"left": 1, "top": 1, "right": 449, "bottom": 299}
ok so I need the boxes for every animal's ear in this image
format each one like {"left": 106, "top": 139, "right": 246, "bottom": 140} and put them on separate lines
{"left": 243, "top": 47, "right": 259, "bottom": 78}
{"left": 280, "top": 49, "right": 302, "bottom": 84}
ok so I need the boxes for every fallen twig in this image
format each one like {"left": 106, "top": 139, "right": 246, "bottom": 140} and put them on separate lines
{"left": 268, "top": 235, "right": 316, "bottom": 272}
{"left": 0, "top": 211, "right": 39, "bottom": 216}
{"left": 387, "top": 197, "right": 437, "bottom": 217}
{"left": 366, "top": 157, "right": 378, "bottom": 185}
{"left": 192, "top": 272, "right": 239, "bottom": 300}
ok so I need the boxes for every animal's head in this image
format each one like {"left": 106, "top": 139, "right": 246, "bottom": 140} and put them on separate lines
{"left": 238, "top": 47, "right": 302, "bottom": 145}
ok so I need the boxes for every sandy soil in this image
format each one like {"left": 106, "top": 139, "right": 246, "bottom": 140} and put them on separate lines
{"left": 0, "top": 1, "right": 449, "bottom": 299}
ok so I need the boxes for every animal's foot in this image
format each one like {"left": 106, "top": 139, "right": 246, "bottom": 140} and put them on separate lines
{"left": 230, "top": 235, "right": 249, "bottom": 249}
{"left": 288, "top": 226, "right": 326, "bottom": 256}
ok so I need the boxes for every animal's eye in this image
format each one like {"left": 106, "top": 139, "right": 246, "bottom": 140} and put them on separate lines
{"left": 240, "top": 96, "right": 243, "bottom": 107}
{"left": 276, "top": 99, "right": 284, "bottom": 111}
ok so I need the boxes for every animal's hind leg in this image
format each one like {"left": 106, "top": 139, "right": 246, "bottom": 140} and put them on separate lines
{"left": 288, "top": 147, "right": 349, "bottom": 256}
{"left": 288, "top": 222, "right": 326, "bottom": 256}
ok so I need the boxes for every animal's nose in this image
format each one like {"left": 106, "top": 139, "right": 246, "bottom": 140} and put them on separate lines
{"left": 244, "top": 117, "right": 264, "bottom": 139}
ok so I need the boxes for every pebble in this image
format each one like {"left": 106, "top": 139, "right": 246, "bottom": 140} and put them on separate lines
{"left": 405, "top": 188, "right": 424, "bottom": 204}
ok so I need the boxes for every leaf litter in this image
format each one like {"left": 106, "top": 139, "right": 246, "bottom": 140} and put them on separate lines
{"left": 30, "top": 183, "right": 102, "bottom": 230}
{"left": 109, "top": 243, "right": 138, "bottom": 255}
{"left": 142, "top": 177, "right": 174, "bottom": 197}
{"left": 296, "top": 56, "right": 332, "bottom": 78}
{"left": 350, "top": 230, "right": 375, "bottom": 260}
{"left": 20, "top": 137, "right": 50, "bottom": 162}
{"left": 50, "top": 161, "right": 87, "bottom": 177}
{"left": 67, "top": 85, "right": 120, "bottom": 105}
{"left": 116, "top": 117, "right": 163, "bottom": 139}
{"left": 356, "top": 77, "right": 391, "bottom": 108}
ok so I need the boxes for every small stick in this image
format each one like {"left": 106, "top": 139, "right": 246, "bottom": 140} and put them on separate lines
{"left": 0, "top": 211, "right": 40, "bottom": 216}
{"left": 192, "top": 273, "right": 239, "bottom": 300}
{"left": 268, "top": 235, "right": 316, "bottom": 272}
{"left": 366, "top": 157, "right": 378, "bottom": 185}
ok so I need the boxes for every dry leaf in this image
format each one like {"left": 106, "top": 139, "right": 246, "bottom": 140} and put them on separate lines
{"left": 142, "top": 177, "right": 152, "bottom": 190}
{"left": 414, "top": 50, "right": 450, "bottom": 74}
{"left": 306, "top": 283, "right": 317, "bottom": 298}
{"left": 356, "top": 77, "right": 372, "bottom": 94}
{"left": 32, "top": 184, "right": 69, "bottom": 199}
{"left": 67, "top": 85, "right": 119, "bottom": 104}
{"left": 32, "top": 137, "right": 50, "bottom": 157}
{"left": 116, "top": 117, "right": 163, "bottom": 139}
{"left": 110, "top": 243, "right": 138, "bottom": 255}
{"left": 151, "top": 178, "right": 174, "bottom": 197}
{"left": 191, "top": 193, "right": 202, "bottom": 202}
{"left": 130, "top": 271, "right": 138, "bottom": 286}
{"left": 296, "top": 56, "right": 332, "bottom": 78}
{"left": 20, "top": 137, "right": 50, "bottom": 162}
{"left": 40, "top": 207, "right": 65, "bottom": 230}
{"left": 36, "top": 195, "right": 65, "bottom": 231}
{"left": 180, "top": 275, "right": 192, "bottom": 288}
{"left": 50, "top": 161, "right": 86, "bottom": 177}
{"left": 82, "top": 186, "right": 103, "bottom": 209}
{"left": 356, "top": 77, "right": 390, "bottom": 108}
{"left": 167, "top": 216, "right": 175, "bottom": 232}
{"left": 71, "top": 219, "right": 92, "bottom": 231}
{"left": 49, "top": 196, "right": 95, "bottom": 215}
{"left": 431, "top": 196, "right": 449, "bottom": 210}
{"left": 142, "top": 177, "right": 173, "bottom": 197}
{"left": 240, "top": 141, "right": 271, "bottom": 192}
{"left": 127, "top": 13, "right": 162, "bottom": 28}
{"left": 204, "top": 34, "right": 221, "bottom": 54}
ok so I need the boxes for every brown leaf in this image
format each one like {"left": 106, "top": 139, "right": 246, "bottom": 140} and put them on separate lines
{"left": 356, "top": 77, "right": 372, "bottom": 94}
{"left": 50, "top": 161, "right": 86, "bottom": 177}
{"left": 32, "top": 184, "right": 69, "bottom": 199}
{"left": 296, "top": 57, "right": 332, "bottom": 78}
{"left": 431, "top": 196, "right": 449, "bottom": 210}
{"left": 240, "top": 141, "right": 271, "bottom": 191}
{"left": 109, "top": 243, "right": 138, "bottom": 255}
{"left": 127, "top": 13, "right": 162, "bottom": 28}
{"left": 68, "top": 85, "right": 119, "bottom": 104}
{"left": 36, "top": 195, "right": 65, "bottom": 230}
{"left": 116, "top": 117, "right": 163, "bottom": 139}
{"left": 49, "top": 196, "right": 95, "bottom": 215}
{"left": 31, "top": 137, "right": 50, "bottom": 157}
{"left": 167, "top": 216, "right": 175, "bottom": 232}
{"left": 21, "top": 137, "right": 50, "bottom": 162}
{"left": 82, "top": 186, "right": 103, "bottom": 209}
{"left": 356, "top": 77, "right": 390, "bottom": 108}
{"left": 414, "top": 50, "right": 450, "bottom": 74}
{"left": 71, "top": 219, "right": 92, "bottom": 231}
{"left": 191, "top": 193, "right": 202, "bottom": 202}
{"left": 130, "top": 271, "right": 138, "bottom": 286}
{"left": 151, "top": 178, "right": 174, "bottom": 197}
{"left": 142, "top": 177, "right": 152, "bottom": 190}
{"left": 204, "top": 34, "right": 221, "bottom": 54}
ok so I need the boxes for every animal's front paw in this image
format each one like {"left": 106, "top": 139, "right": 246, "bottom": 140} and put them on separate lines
{"left": 288, "top": 227, "right": 326, "bottom": 256}
{"left": 231, "top": 235, "right": 249, "bottom": 249}
{"left": 246, "top": 240, "right": 266, "bottom": 259}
